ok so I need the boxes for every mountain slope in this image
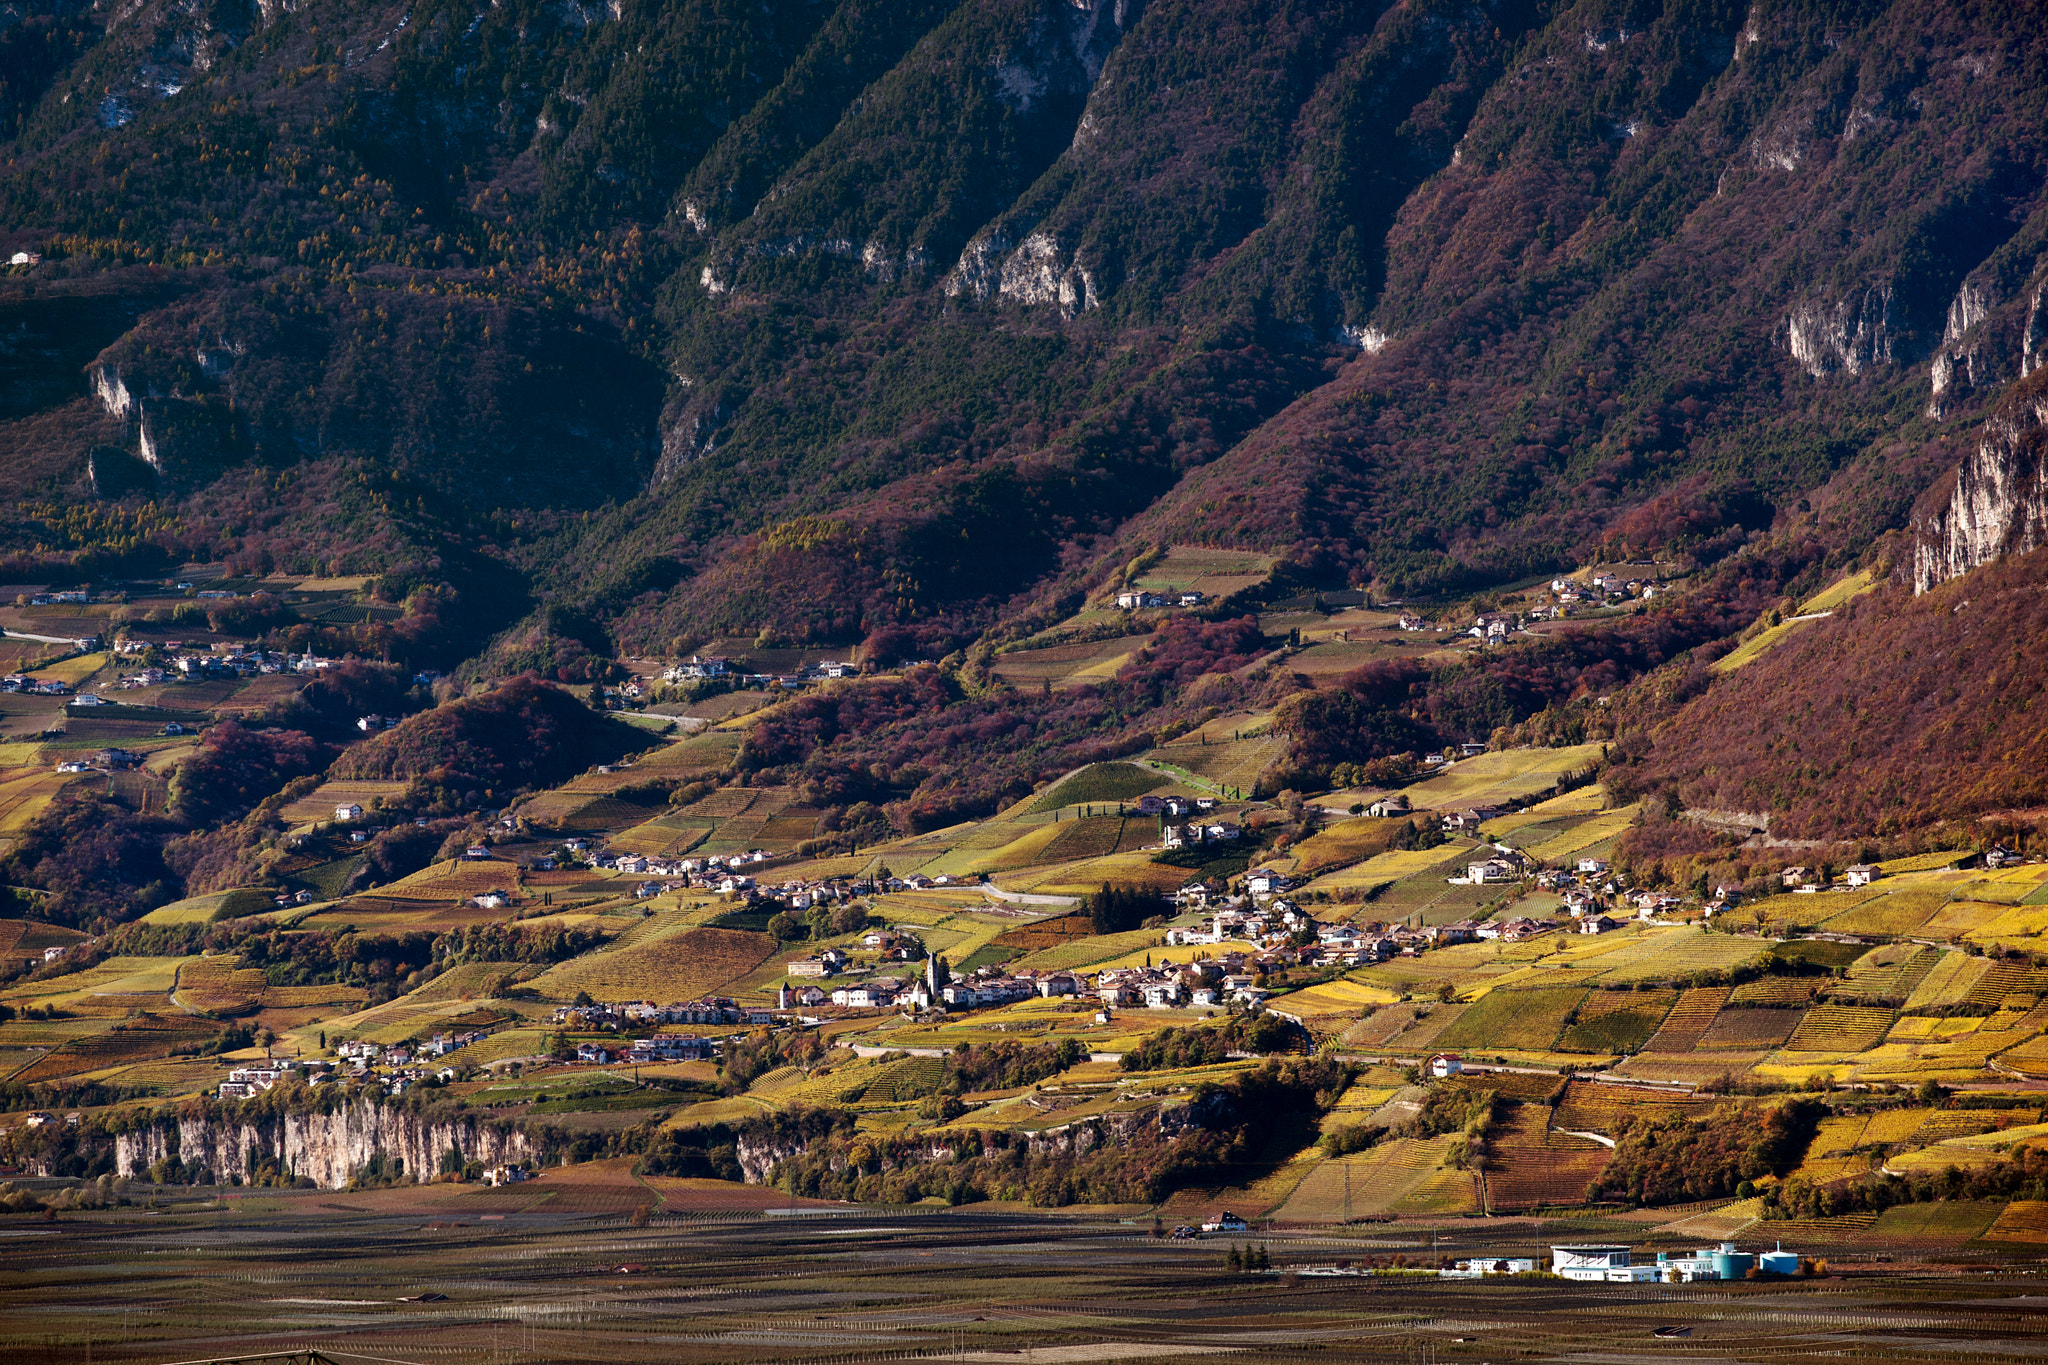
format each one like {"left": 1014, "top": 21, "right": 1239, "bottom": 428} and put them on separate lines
{"left": 0, "top": 0, "right": 2042, "bottom": 650}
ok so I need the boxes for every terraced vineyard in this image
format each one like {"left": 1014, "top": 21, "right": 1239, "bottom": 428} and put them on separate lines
{"left": 1786, "top": 1004, "right": 1897, "bottom": 1052}
{"left": 531, "top": 925, "right": 776, "bottom": 1003}
{"left": 1909, "top": 1107, "right": 2043, "bottom": 1143}
{"left": 1695, "top": 1006, "right": 1805, "bottom": 1050}
{"left": 1147, "top": 732, "right": 1286, "bottom": 794}
{"left": 1729, "top": 974, "right": 1820, "bottom": 1007}
{"left": 1040, "top": 816, "right": 1131, "bottom": 863}
{"left": 1828, "top": 887, "right": 1953, "bottom": 937}
{"left": 841, "top": 1056, "right": 946, "bottom": 1104}
{"left": 1862, "top": 1201, "right": 2003, "bottom": 1247}
{"left": 1276, "top": 1134, "right": 1468, "bottom": 1220}
{"left": 1555, "top": 989, "right": 1676, "bottom": 1054}
{"left": 1483, "top": 1103, "right": 1611, "bottom": 1211}
{"left": 1984, "top": 1200, "right": 2048, "bottom": 1244}
{"left": 176, "top": 956, "right": 266, "bottom": 1012}
{"left": 1641, "top": 986, "right": 1731, "bottom": 1052}
{"left": 1435, "top": 986, "right": 1584, "bottom": 1053}
{"left": 14, "top": 1015, "right": 213, "bottom": 1083}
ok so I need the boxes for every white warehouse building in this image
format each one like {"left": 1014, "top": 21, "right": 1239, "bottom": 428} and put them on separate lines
{"left": 1551, "top": 1244, "right": 1651, "bottom": 1282}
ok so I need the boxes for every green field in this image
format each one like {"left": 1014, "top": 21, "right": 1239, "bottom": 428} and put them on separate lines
{"left": 1027, "top": 762, "right": 1170, "bottom": 813}
{"left": 1434, "top": 986, "right": 1585, "bottom": 1053}
{"left": 1556, "top": 989, "right": 1677, "bottom": 1054}
{"left": 1713, "top": 569, "right": 1877, "bottom": 672}
{"left": 1399, "top": 744, "right": 1604, "bottom": 811}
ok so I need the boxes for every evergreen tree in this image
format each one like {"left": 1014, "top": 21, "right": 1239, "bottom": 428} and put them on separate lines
{"left": 1088, "top": 881, "right": 1164, "bottom": 935}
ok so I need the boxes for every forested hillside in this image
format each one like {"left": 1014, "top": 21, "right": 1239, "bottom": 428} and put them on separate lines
{"left": 0, "top": 0, "right": 2041, "bottom": 898}
{"left": 0, "top": 0, "right": 2039, "bottom": 637}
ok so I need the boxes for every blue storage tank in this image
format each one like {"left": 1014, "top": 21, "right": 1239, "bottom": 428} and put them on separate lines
{"left": 1759, "top": 1250, "right": 1800, "bottom": 1275}
{"left": 1712, "top": 1250, "right": 1754, "bottom": 1280}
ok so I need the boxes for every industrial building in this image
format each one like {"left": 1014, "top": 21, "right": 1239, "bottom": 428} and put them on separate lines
{"left": 1550, "top": 1242, "right": 1800, "bottom": 1283}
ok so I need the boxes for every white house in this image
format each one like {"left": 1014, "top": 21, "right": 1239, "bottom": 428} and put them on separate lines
{"left": 1141, "top": 981, "right": 1183, "bottom": 1009}
{"left": 1845, "top": 864, "right": 1881, "bottom": 887}
{"left": 1428, "top": 1053, "right": 1462, "bottom": 1079}
{"left": 335, "top": 803, "right": 363, "bottom": 821}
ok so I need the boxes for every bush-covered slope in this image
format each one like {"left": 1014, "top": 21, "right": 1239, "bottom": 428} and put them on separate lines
{"left": 328, "top": 675, "right": 646, "bottom": 794}
{"left": 1613, "top": 543, "right": 2048, "bottom": 841}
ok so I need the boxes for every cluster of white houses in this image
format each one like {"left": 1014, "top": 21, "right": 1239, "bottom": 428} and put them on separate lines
{"left": 1113, "top": 588, "right": 1207, "bottom": 610}
{"left": 660, "top": 654, "right": 861, "bottom": 688}
{"left": 216, "top": 1037, "right": 481, "bottom": 1099}
{"left": 548, "top": 998, "right": 773, "bottom": 1029}
{"left": 777, "top": 953, "right": 1275, "bottom": 1014}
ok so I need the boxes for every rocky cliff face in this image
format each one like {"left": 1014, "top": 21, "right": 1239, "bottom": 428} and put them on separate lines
{"left": 1784, "top": 282, "right": 1907, "bottom": 379}
{"left": 1914, "top": 370, "right": 2048, "bottom": 593}
{"left": 728, "top": 1095, "right": 1208, "bottom": 1186}
{"left": 113, "top": 1097, "right": 532, "bottom": 1189}
{"left": 1925, "top": 258, "right": 2048, "bottom": 419}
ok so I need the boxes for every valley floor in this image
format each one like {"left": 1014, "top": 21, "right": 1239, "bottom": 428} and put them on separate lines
{"left": 1, "top": 1183, "right": 2045, "bottom": 1365}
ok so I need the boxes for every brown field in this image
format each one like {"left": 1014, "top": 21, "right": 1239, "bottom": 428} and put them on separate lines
{"left": 0, "top": 766, "right": 83, "bottom": 834}
{"left": 643, "top": 1174, "right": 843, "bottom": 1212}
{"left": 0, "top": 918, "right": 87, "bottom": 959}
{"left": 1484, "top": 1103, "right": 1612, "bottom": 1211}
{"left": 987, "top": 912, "right": 1097, "bottom": 956}
{"left": 1984, "top": 1200, "right": 2048, "bottom": 1244}
{"left": 1551, "top": 1079, "right": 1704, "bottom": 1134}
